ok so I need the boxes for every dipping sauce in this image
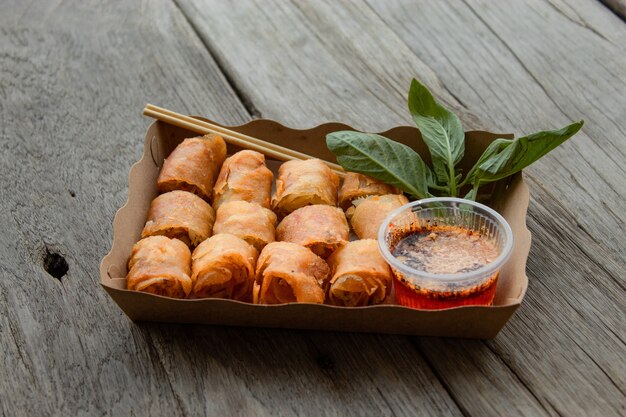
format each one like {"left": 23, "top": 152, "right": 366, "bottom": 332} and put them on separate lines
{"left": 378, "top": 197, "right": 513, "bottom": 311}
{"left": 389, "top": 224, "right": 499, "bottom": 309}
{"left": 393, "top": 226, "right": 498, "bottom": 274}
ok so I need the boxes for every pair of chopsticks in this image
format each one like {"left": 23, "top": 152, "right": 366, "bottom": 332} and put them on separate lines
{"left": 143, "top": 104, "right": 345, "bottom": 176}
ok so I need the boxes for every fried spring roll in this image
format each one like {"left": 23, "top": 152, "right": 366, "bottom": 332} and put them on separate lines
{"left": 127, "top": 236, "right": 192, "bottom": 298}
{"left": 327, "top": 239, "right": 392, "bottom": 306}
{"left": 212, "top": 150, "right": 273, "bottom": 210}
{"left": 338, "top": 173, "right": 401, "bottom": 210}
{"left": 212, "top": 201, "right": 277, "bottom": 251}
{"left": 276, "top": 205, "right": 349, "bottom": 258}
{"left": 271, "top": 158, "right": 339, "bottom": 217}
{"left": 191, "top": 233, "right": 258, "bottom": 301}
{"left": 350, "top": 194, "right": 409, "bottom": 239}
{"left": 255, "top": 242, "right": 330, "bottom": 304}
{"left": 141, "top": 190, "right": 215, "bottom": 248}
{"left": 157, "top": 134, "right": 227, "bottom": 201}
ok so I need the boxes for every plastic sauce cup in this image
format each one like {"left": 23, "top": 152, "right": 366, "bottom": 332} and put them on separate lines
{"left": 378, "top": 197, "right": 514, "bottom": 310}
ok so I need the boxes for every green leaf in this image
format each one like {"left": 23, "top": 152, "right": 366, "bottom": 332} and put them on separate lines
{"left": 468, "top": 121, "right": 584, "bottom": 186}
{"left": 408, "top": 78, "right": 465, "bottom": 195}
{"left": 326, "top": 131, "right": 433, "bottom": 199}
{"left": 463, "top": 138, "right": 513, "bottom": 185}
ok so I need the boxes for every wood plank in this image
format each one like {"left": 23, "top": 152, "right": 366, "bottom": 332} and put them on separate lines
{"left": 361, "top": 0, "right": 626, "bottom": 415}
{"left": 173, "top": 0, "right": 482, "bottom": 131}
{"left": 174, "top": 1, "right": 580, "bottom": 416}
{"left": 545, "top": 0, "right": 626, "bottom": 44}
{"left": 0, "top": 1, "right": 464, "bottom": 416}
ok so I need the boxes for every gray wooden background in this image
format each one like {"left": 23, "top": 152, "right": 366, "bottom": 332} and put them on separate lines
{"left": 1, "top": 0, "right": 624, "bottom": 416}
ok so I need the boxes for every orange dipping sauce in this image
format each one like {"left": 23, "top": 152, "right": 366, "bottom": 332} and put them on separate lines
{"left": 393, "top": 271, "right": 499, "bottom": 309}
{"left": 389, "top": 224, "right": 499, "bottom": 309}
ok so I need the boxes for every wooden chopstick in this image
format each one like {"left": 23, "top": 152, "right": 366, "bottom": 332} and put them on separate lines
{"left": 146, "top": 104, "right": 321, "bottom": 164}
{"left": 143, "top": 104, "right": 345, "bottom": 176}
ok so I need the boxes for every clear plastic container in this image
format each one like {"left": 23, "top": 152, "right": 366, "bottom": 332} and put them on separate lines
{"left": 378, "top": 197, "right": 514, "bottom": 310}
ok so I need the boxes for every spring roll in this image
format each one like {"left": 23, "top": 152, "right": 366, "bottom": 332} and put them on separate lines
{"left": 276, "top": 205, "right": 349, "bottom": 258}
{"left": 327, "top": 239, "right": 392, "bottom": 306}
{"left": 255, "top": 242, "right": 330, "bottom": 304}
{"left": 141, "top": 190, "right": 215, "bottom": 248}
{"left": 157, "top": 134, "right": 227, "bottom": 201}
{"left": 350, "top": 194, "right": 409, "bottom": 240}
{"left": 212, "top": 150, "right": 273, "bottom": 210}
{"left": 191, "top": 233, "right": 258, "bottom": 301}
{"left": 338, "top": 173, "right": 401, "bottom": 210}
{"left": 271, "top": 158, "right": 339, "bottom": 217}
{"left": 127, "top": 236, "right": 192, "bottom": 298}
{"left": 212, "top": 201, "right": 277, "bottom": 251}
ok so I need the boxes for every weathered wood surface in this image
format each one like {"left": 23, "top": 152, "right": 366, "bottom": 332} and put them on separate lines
{"left": 0, "top": 1, "right": 624, "bottom": 416}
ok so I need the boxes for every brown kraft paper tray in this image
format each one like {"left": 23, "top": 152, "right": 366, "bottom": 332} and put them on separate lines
{"left": 99, "top": 119, "right": 531, "bottom": 339}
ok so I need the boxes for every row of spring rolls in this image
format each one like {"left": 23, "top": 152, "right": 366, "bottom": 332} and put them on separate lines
{"left": 127, "top": 133, "right": 410, "bottom": 305}
{"left": 127, "top": 234, "right": 391, "bottom": 306}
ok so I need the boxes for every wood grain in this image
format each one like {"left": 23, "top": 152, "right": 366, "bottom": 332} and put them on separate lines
{"left": 0, "top": 1, "right": 462, "bottom": 416}
{"left": 1, "top": 0, "right": 625, "bottom": 416}
{"left": 172, "top": 0, "right": 482, "bottom": 132}
{"left": 176, "top": 0, "right": 626, "bottom": 415}
{"left": 544, "top": 0, "right": 626, "bottom": 44}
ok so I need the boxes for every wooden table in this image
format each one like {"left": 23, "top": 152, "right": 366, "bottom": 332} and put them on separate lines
{"left": 1, "top": 1, "right": 624, "bottom": 415}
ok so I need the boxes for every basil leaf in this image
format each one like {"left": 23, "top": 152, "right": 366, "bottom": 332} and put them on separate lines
{"left": 326, "top": 131, "right": 432, "bottom": 199}
{"left": 464, "top": 138, "right": 513, "bottom": 185}
{"left": 469, "top": 121, "right": 584, "bottom": 186}
{"left": 408, "top": 79, "right": 465, "bottom": 193}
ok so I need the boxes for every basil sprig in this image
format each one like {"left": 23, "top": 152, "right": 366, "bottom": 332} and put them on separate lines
{"left": 408, "top": 79, "right": 465, "bottom": 196}
{"left": 326, "top": 78, "right": 583, "bottom": 200}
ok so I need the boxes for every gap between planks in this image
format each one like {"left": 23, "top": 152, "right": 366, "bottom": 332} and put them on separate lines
{"left": 599, "top": 0, "right": 626, "bottom": 20}
{"left": 171, "top": 0, "right": 262, "bottom": 118}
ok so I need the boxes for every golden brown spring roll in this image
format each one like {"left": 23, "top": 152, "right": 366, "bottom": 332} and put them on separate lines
{"left": 338, "top": 173, "right": 401, "bottom": 210}
{"left": 157, "top": 134, "right": 227, "bottom": 201}
{"left": 191, "top": 233, "right": 258, "bottom": 301}
{"left": 276, "top": 205, "right": 349, "bottom": 258}
{"left": 212, "top": 150, "right": 273, "bottom": 210}
{"left": 127, "top": 236, "right": 192, "bottom": 298}
{"left": 141, "top": 190, "right": 215, "bottom": 248}
{"left": 255, "top": 242, "right": 330, "bottom": 304}
{"left": 327, "top": 239, "right": 392, "bottom": 306}
{"left": 212, "top": 201, "right": 277, "bottom": 251}
{"left": 271, "top": 158, "right": 339, "bottom": 217}
{"left": 350, "top": 194, "right": 409, "bottom": 239}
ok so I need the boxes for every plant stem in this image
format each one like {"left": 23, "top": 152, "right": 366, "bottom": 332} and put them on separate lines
{"left": 457, "top": 175, "right": 469, "bottom": 188}
{"left": 471, "top": 183, "right": 480, "bottom": 200}
{"left": 429, "top": 184, "right": 448, "bottom": 192}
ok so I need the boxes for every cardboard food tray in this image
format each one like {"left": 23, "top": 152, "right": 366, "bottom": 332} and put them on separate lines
{"left": 100, "top": 119, "right": 531, "bottom": 339}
